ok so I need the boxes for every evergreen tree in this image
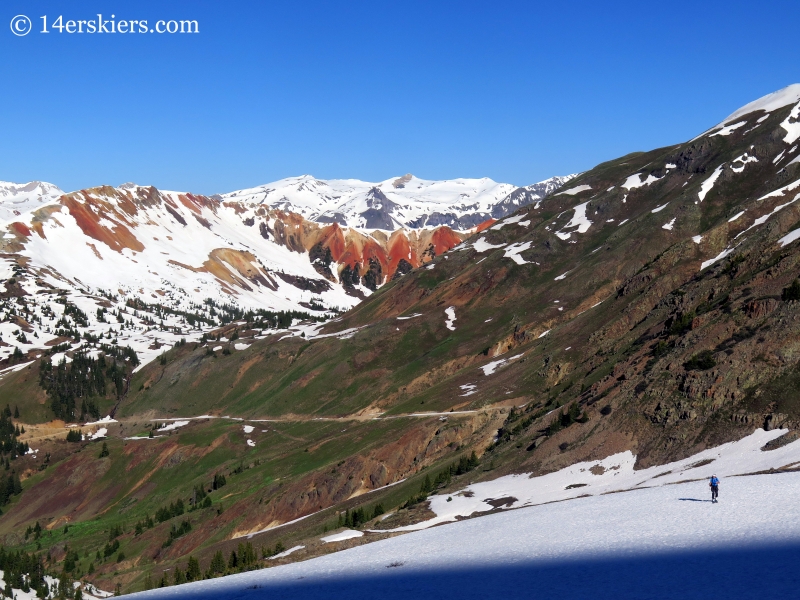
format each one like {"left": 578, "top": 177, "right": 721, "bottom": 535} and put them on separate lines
{"left": 209, "top": 551, "right": 225, "bottom": 575}
{"left": 186, "top": 556, "right": 201, "bottom": 582}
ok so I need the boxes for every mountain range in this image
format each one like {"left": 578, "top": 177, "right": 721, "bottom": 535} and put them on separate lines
{"left": 0, "top": 174, "right": 571, "bottom": 369}
{"left": 0, "top": 84, "right": 799, "bottom": 596}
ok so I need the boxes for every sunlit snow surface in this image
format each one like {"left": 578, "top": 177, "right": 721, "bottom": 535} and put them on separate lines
{"left": 698, "top": 164, "right": 724, "bottom": 201}
{"left": 218, "top": 174, "right": 548, "bottom": 230}
{"left": 131, "top": 429, "right": 800, "bottom": 600}
{"left": 716, "top": 84, "right": 800, "bottom": 127}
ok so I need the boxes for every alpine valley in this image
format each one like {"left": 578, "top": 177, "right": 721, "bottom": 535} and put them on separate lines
{"left": 1, "top": 85, "right": 800, "bottom": 597}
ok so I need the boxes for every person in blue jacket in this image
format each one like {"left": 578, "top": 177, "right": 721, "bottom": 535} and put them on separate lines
{"left": 709, "top": 475, "right": 720, "bottom": 503}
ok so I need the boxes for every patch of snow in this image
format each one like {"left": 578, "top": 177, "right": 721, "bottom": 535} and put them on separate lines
{"left": 397, "top": 313, "right": 423, "bottom": 320}
{"left": 247, "top": 439, "right": 256, "bottom": 447}
{"left": 268, "top": 545, "right": 304, "bottom": 559}
{"left": 555, "top": 185, "right": 591, "bottom": 196}
{"left": 490, "top": 214, "right": 526, "bottom": 229}
{"left": 778, "top": 228, "right": 800, "bottom": 247}
{"left": 781, "top": 101, "right": 800, "bottom": 144}
{"left": 243, "top": 425, "right": 254, "bottom": 434}
{"left": 662, "top": 218, "right": 676, "bottom": 231}
{"left": 459, "top": 383, "right": 477, "bottom": 397}
{"left": 538, "top": 330, "right": 550, "bottom": 338}
{"left": 651, "top": 203, "right": 669, "bottom": 213}
{"left": 701, "top": 246, "right": 736, "bottom": 271}
{"left": 503, "top": 242, "right": 532, "bottom": 265}
{"left": 735, "top": 188, "right": 800, "bottom": 239}
{"left": 698, "top": 164, "right": 725, "bottom": 202}
{"left": 622, "top": 173, "right": 661, "bottom": 190}
{"left": 88, "top": 427, "right": 107, "bottom": 440}
{"left": 85, "top": 416, "right": 117, "bottom": 426}
{"left": 480, "top": 353, "right": 524, "bottom": 376}
{"left": 444, "top": 307, "right": 456, "bottom": 331}
{"left": 692, "top": 235, "right": 703, "bottom": 244}
{"left": 728, "top": 211, "right": 745, "bottom": 222}
{"left": 617, "top": 219, "right": 628, "bottom": 226}
{"left": 730, "top": 153, "right": 758, "bottom": 173}
{"left": 322, "top": 529, "right": 365, "bottom": 543}
{"left": 472, "top": 237, "right": 506, "bottom": 253}
{"left": 554, "top": 273, "right": 568, "bottom": 281}
{"left": 555, "top": 202, "right": 592, "bottom": 240}
{"left": 710, "top": 121, "right": 747, "bottom": 137}
{"left": 234, "top": 343, "right": 251, "bottom": 351}
{"left": 155, "top": 420, "right": 190, "bottom": 432}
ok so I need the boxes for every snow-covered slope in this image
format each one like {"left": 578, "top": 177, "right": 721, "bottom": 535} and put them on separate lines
{"left": 127, "top": 429, "right": 800, "bottom": 600}
{"left": 0, "top": 180, "right": 64, "bottom": 222}
{"left": 220, "top": 174, "right": 575, "bottom": 231}
{"left": 0, "top": 171, "right": 575, "bottom": 371}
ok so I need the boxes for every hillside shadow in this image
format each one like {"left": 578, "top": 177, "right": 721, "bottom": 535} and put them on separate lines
{"left": 139, "top": 541, "right": 800, "bottom": 600}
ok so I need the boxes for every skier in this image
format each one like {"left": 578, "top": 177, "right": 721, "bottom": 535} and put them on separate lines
{"left": 709, "top": 474, "right": 720, "bottom": 503}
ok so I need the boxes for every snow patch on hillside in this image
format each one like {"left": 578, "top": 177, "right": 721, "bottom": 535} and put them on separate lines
{"left": 781, "top": 101, "right": 800, "bottom": 144}
{"left": 480, "top": 353, "right": 523, "bottom": 376}
{"left": 698, "top": 164, "right": 725, "bottom": 201}
{"left": 555, "top": 202, "right": 592, "bottom": 240}
{"left": 472, "top": 237, "right": 506, "bottom": 253}
{"left": 701, "top": 246, "right": 737, "bottom": 271}
{"left": 622, "top": 173, "right": 661, "bottom": 190}
{"left": 555, "top": 185, "right": 591, "bottom": 196}
{"left": 731, "top": 152, "right": 758, "bottom": 173}
{"left": 444, "top": 307, "right": 456, "bottom": 331}
{"left": 490, "top": 214, "right": 526, "bottom": 230}
{"left": 710, "top": 121, "right": 747, "bottom": 137}
{"left": 778, "top": 228, "right": 800, "bottom": 247}
{"left": 322, "top": 530, "right": 364, "bottom": 543}
{"left": 503, "top": 242, "right": 532, "bottom": 265}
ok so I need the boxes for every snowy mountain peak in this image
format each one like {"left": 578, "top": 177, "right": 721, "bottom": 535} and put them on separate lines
{"left": 719, "top": 83, "right": 800, "bottom": 126}
{"left": 219, "top": 174, "right": 574, "bottom": 231}
{"left": 0, "top": 180, "right": 64, "bottom": 223}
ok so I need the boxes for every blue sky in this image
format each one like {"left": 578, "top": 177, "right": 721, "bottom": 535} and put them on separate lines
{"left": 1, "top": 0, "right": 798, "bottom": 193}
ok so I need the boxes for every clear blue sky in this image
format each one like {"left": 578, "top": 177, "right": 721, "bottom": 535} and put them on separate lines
{"left": 1, "top": 0, "right": 798, "bottom": 194}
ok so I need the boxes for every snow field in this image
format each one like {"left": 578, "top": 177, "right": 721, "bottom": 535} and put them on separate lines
{"left": 128, "top": 435, "right": 800, "bottom": 600}
{"left": 384, "top": 428, "right": 798, "bottom": 532}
